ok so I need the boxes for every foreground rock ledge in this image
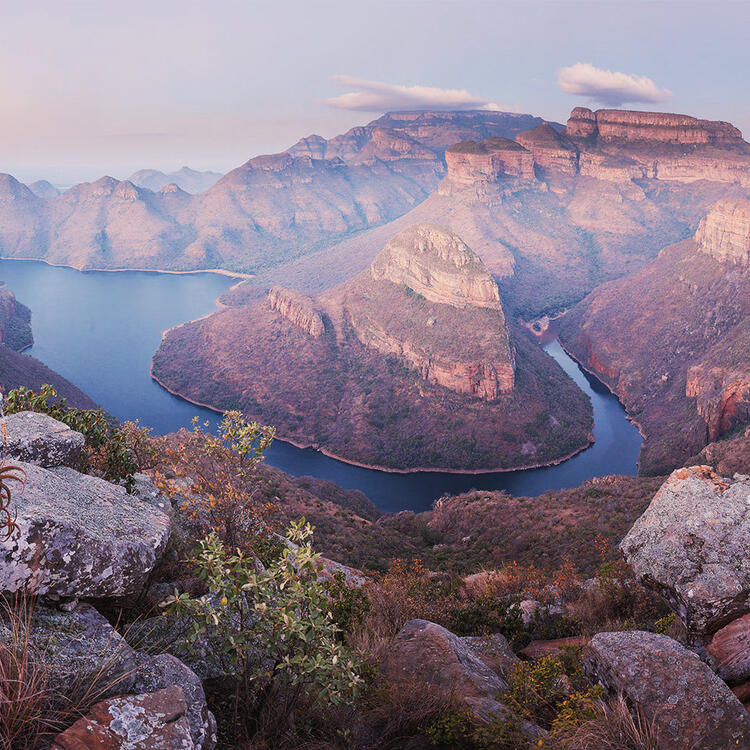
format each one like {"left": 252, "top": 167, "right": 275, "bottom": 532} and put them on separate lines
{"left": 585, "top": 630, "right": 750, "bottom": 750}
{"left": 0, "top": 461, "right": 171, "bottom": 598}
{"left": 620, "top": 466, "right": 750, "bottom": 635}
{"left": 2, "top": 411, "right": 85, "bottom": 469}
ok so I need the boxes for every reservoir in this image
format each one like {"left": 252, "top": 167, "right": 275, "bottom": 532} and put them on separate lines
{"left": 0, "top": 259, "right": 642, "bottom": 512}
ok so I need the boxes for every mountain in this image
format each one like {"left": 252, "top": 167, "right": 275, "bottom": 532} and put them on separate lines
{"left": 250, "top": 107, "right": 750, "bottom": 318}
{"left": 152, "top": 223, "right": 592, "bottom": 471}
{"left": 27, "top": 179, "right": 60, "bottom": 199}
{"left": 0, "top": 284, "right": 96, "bottom": 408}
{"left": 0, "top": 110, "right": 555, "bottom": 272}
{"left": 559, "top": 200, "right": 750, "bottom": 474}
{"left": 127, "top": 166, "right": 223, "bottom": 194}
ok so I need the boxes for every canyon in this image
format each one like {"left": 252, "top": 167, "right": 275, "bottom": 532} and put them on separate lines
{"left": 152, "top": 223, "right": 592, "bottom": 471}
{"left": 560, "top": 200, "right": 750, "bottom": 474}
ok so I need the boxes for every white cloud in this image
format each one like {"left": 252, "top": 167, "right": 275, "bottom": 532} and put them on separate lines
{"left": 556, "top": 63, "right": 672, "bottom": 107}
{"left": 324, "top": 75, "right": 509, "bottom": 112}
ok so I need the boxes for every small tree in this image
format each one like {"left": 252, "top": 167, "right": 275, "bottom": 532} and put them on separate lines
{"left": 154, "top": 411, "right": 275, "bottom": 548}
{"left": 166, "top": 519, "right": 362, "bottom": 740}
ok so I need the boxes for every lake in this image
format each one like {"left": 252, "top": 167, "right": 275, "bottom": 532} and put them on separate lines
{"left": 0, "top": 259, "right": 642, "bottom": 512}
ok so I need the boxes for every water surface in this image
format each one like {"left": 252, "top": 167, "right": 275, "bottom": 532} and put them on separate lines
{"left": 0, "top": 259, "right": 642, "bottom": 512}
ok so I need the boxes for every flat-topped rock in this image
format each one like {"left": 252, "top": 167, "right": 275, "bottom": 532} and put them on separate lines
{"left": 585, "top": 630, "right": 750, "bottom": 749}
{"left": 369, "top": 223, "right": 501, "bottom": 310}
{"left": 1, "top": 411, "right": 85, "bottom": 468}
{"left": 620, "top": 466, "right": 750, "bottom": 635}
{"left": 0, "top": 462, "right": 171, "bottom": 598}
{"left": 516, "top": 123, "right": 578, "bottom": 174}
{"left": 445, "top": 136, "right": 535, "bottom": 185}
{"left": 695, "top": 199, "right": 750, "bottom": 265}
{"left": 267, "top": 286, "right": 325, "bottom": 337}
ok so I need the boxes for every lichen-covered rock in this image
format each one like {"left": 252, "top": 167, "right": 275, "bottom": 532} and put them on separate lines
{"left": 620, "top": 466, "right": 750, "bottom": 635}
{"left": 51, "top": 685, "right": 195, "bottom": 749}
{"left": 0, "top": 462, "right": 170, "bottom": 598}
{"left": 2, "top": 411, "right": 85, "bottom": 468}
{"left": 585, "top": 630, "right": 750, "bottom": 750}
{"left": 461, "top": 633, "right": 519, "bottom": 679}
{"left": 707, "top": 613, "right": 750, "bottom": 686}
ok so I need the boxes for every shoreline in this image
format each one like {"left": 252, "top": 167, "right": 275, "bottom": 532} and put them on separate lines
{"left": 149, "top": 363, "right": 596, "bottom": 477}
{"left": 0, "top": 255, "right": 253, "bottom": 280}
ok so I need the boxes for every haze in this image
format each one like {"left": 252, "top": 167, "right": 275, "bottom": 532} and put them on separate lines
{"left": 2, "top": 0, "right": 748, "bottom": 184}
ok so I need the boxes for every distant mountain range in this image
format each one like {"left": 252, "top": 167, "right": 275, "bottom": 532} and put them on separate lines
{"left": 127, "top": 166, "right": 223, "bottom": 194}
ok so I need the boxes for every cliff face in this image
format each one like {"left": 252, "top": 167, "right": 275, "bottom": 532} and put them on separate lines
{"left": 695, "top": 200, "right": 750, "bottom": 264}
{"left": 347, "top": 224, "right": 514, "bottom": 399}
{"left": 0, "top": 285, "right": 32, "bottom": 350}
{"left": 560, "top": 202, "right": 750, "bottom": 474}
{"left": 152, "top": 223, "right": 592, "bottom": 472}
{"left": 516, "top": 124, "right": 579, "bottom": 175}
{"left": 369, "top": 224, "right": 501, "bottom": 309}
{"left": 267, "top": 286, "right": 325, "bottom": 338}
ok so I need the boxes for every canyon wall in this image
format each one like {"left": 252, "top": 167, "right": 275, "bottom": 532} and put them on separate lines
{"left": 695, "top": 200, "right": 750, "bottom": 264}
{"left": 267, "top": 286, "right": 325, "bottom": 337}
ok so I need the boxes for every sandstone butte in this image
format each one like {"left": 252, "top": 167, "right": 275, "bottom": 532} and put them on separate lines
{"left": 151, "top": 222, "right": 593, "bottom": 472}
{"left": 251, "top": 105, "right": 750, "bottom": 322}
{"left": 560, "top": 199, "right": 750, "bottom": 474}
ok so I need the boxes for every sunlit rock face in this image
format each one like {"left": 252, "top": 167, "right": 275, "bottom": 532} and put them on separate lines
{"left": 695, "top": 199, "right": 750, "bottom": 265}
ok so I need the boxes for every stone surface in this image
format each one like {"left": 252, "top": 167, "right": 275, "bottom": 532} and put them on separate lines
{"left": 585, "top": 630, "right": 750, "bottom": 750}
{"left": 707, "top": 613, "right": 750, "bottom": 686}
{"left": 461, "top": 633, "right": 519, "bottom": 679}
{"left": 51, "top": 685, "right": 194, "bottom": 749}
{"left": 0, "top": 461, "right": 171, "bottom": 598}
{"left": 696, "top": 199, "right": 750, "bottom": 265}
{"left": 445, "top": 137, "right": 535, "bottom": 187}
{"left": 381, "top": 619, "right": 509, "bottom": 722}
{"left": 620, "top": 466, "right": 750, "bottom": 635}
{"left": 687, "top": 363, "right": 750, "bottom": 442}
{"left": 267, "top": 286, "right": 325, "bottom": 337}
{"left": 1, "top": 411, "right": 85, "bottom": 468}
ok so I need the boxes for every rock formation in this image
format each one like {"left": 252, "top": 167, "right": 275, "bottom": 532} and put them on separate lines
{"left": 443, "top": 137, "right": 535, "bottom": 189}
{"left": 584, "top": 630, "right": 750, "bottom": 749}
{"left": 560, "top": 201, "right": 750, "bottom": 473}
{"left": 267, "top": 286, "right": 325, "bottom": 337}
{"left": 516, "top": 123, "right": 579, "bottom": 175}
{"left": 152, "top": 224, "right": 592, "bottom": 472}
{"left": 2, "top": 410, "right": 85, "bottom": 468}
{"left": 620, "top": 466, "right": 750, "bottom": 636}
{"left": 695, "top": 199, "right": 750, "bottom": 264}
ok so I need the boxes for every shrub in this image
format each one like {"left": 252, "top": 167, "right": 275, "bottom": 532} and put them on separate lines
{"left": 154, "top": 411, "right": 275, "bottom": 548}
{"left": 321, "top": 571, "right": 371, "bottom": 637}
{"left": 166, "top": 520, "right": 362, "bottom": 743}
{"left": 446, "top": 595, "right": 525, "bottom": 645}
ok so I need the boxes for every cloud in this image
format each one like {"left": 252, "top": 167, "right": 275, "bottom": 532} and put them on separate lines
{"left": 324, "top": 75, "right": 507, "bottom": 112}
{"left": 556, "top": 63, "right": 672, "bottom": 107}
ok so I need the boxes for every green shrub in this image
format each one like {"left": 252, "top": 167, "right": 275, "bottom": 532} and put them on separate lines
{"left": 424, "top": 707, "right": 532, "bottom": 749}
{"left": 446, "top": 595, "right": 525, "bottom": 645}
{"left": 321, "top": 570, "right": 371, "bottom": 637}
{"left": 166, "top": 519, "right": 362, "bottom": 741}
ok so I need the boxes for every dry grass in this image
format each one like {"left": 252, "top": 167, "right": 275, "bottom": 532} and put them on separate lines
{"left": 559, "top": 695, "right": 660, "bottom": 750}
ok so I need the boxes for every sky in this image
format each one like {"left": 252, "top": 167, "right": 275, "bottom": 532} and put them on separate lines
{"left": 1, "top": 0, "right": 749, "bottom": 185}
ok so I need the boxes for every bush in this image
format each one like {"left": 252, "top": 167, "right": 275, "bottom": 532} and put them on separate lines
{"left": 166, "top": 519, "right": 362, "bottom": 743}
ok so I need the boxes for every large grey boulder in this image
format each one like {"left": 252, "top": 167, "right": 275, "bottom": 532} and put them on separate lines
{"left": 2, "top": 411, "right": 85, "bottom": 468}
{"left": 0, "top": 462, "right": 170, "bottom": 598}
{"left": 0, "top": 603, "right": 214, "bottom": 749}
{"left": 585, "top": 630, "right": 750, "bottom": 750}
{"left": 620, "top": 466, "right": 750, "bottom": 635}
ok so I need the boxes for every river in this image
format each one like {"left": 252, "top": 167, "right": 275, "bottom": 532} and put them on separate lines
{"left": 0, "top": 259, "right": 642, "bottom": 512}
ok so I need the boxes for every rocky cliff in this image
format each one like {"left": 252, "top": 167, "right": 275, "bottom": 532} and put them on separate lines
{"left": 152, "top": 223, "right": 592, "bottom": 472}
{"left": 560, "top": 202, "right": 750, "bottom": 474}
{"left": 0, "top": 284, "right": 32, "bottom": 350}
{"left": 695, "top": 199, "right": 750, "bottom": 264}
{"left": 267, "top": 286, "right": 325, "bottom": 337}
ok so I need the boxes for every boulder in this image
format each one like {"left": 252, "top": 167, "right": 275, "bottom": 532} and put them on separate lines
{"left": 0, "top": 603, "right": 214, "bottom": 748}
{"left": 51, "top": 685, "right": 195, "bottom": 749}
{"left": 585, "top": 630, "right": 750, "bottom": 749}
{"left": 0, "top": 462, "right": 171, "bottom": 598}
{"left": 1, "top": 411, "right": 85, "bottom": 468}
{"left": 620, "top": 466, "right": 750, "bottom": 635}
{"left": 461, "top": 633, "right": 519, "bottom": 679}
{"left": 707, "top": 613, "right": 750, "bottom": 685}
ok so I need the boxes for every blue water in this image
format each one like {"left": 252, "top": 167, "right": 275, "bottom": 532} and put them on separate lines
{"left": 0, "top": 259, "right": 642, "bottom": 512}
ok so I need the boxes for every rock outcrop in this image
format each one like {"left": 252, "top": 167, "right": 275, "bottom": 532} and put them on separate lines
{"left": 696, "top": 199, "right": 750, "bottom": 264}
{"left": 444, "top": 137, "right": 535, "bottom": 186}
{"left": 566, "top": 107, "right": 744, "bottom": 145}
{"left": 0, "top": 284, "right": 32, "bottom": 350}
{"left": 0, "top": 452, "right": 171, "bottom": 598}
{"left": 686, "top": 363, "right": 750, "bottom": 441}
{"left": 2, "top": 410, "right": 85, "bottom": 468}
{"left": 369, "top": 224, "right": 501, "bottom": 310}
{"left": 706, "top": 613, "right": 750, "bottom": 685}
{"left": 584, "top": 630, "right": 750, "bottom": 749}
{"left": 620, "top": 466, "right": 750, "bottom": 635}
{"left": 516, "top": 123, "right": 579, "bottom": 175}
{"left": 267, "top": 286, "right": 325, "bottom": 337}
{"left": 51, "top": 685, "right": 196, "bottom": 749}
